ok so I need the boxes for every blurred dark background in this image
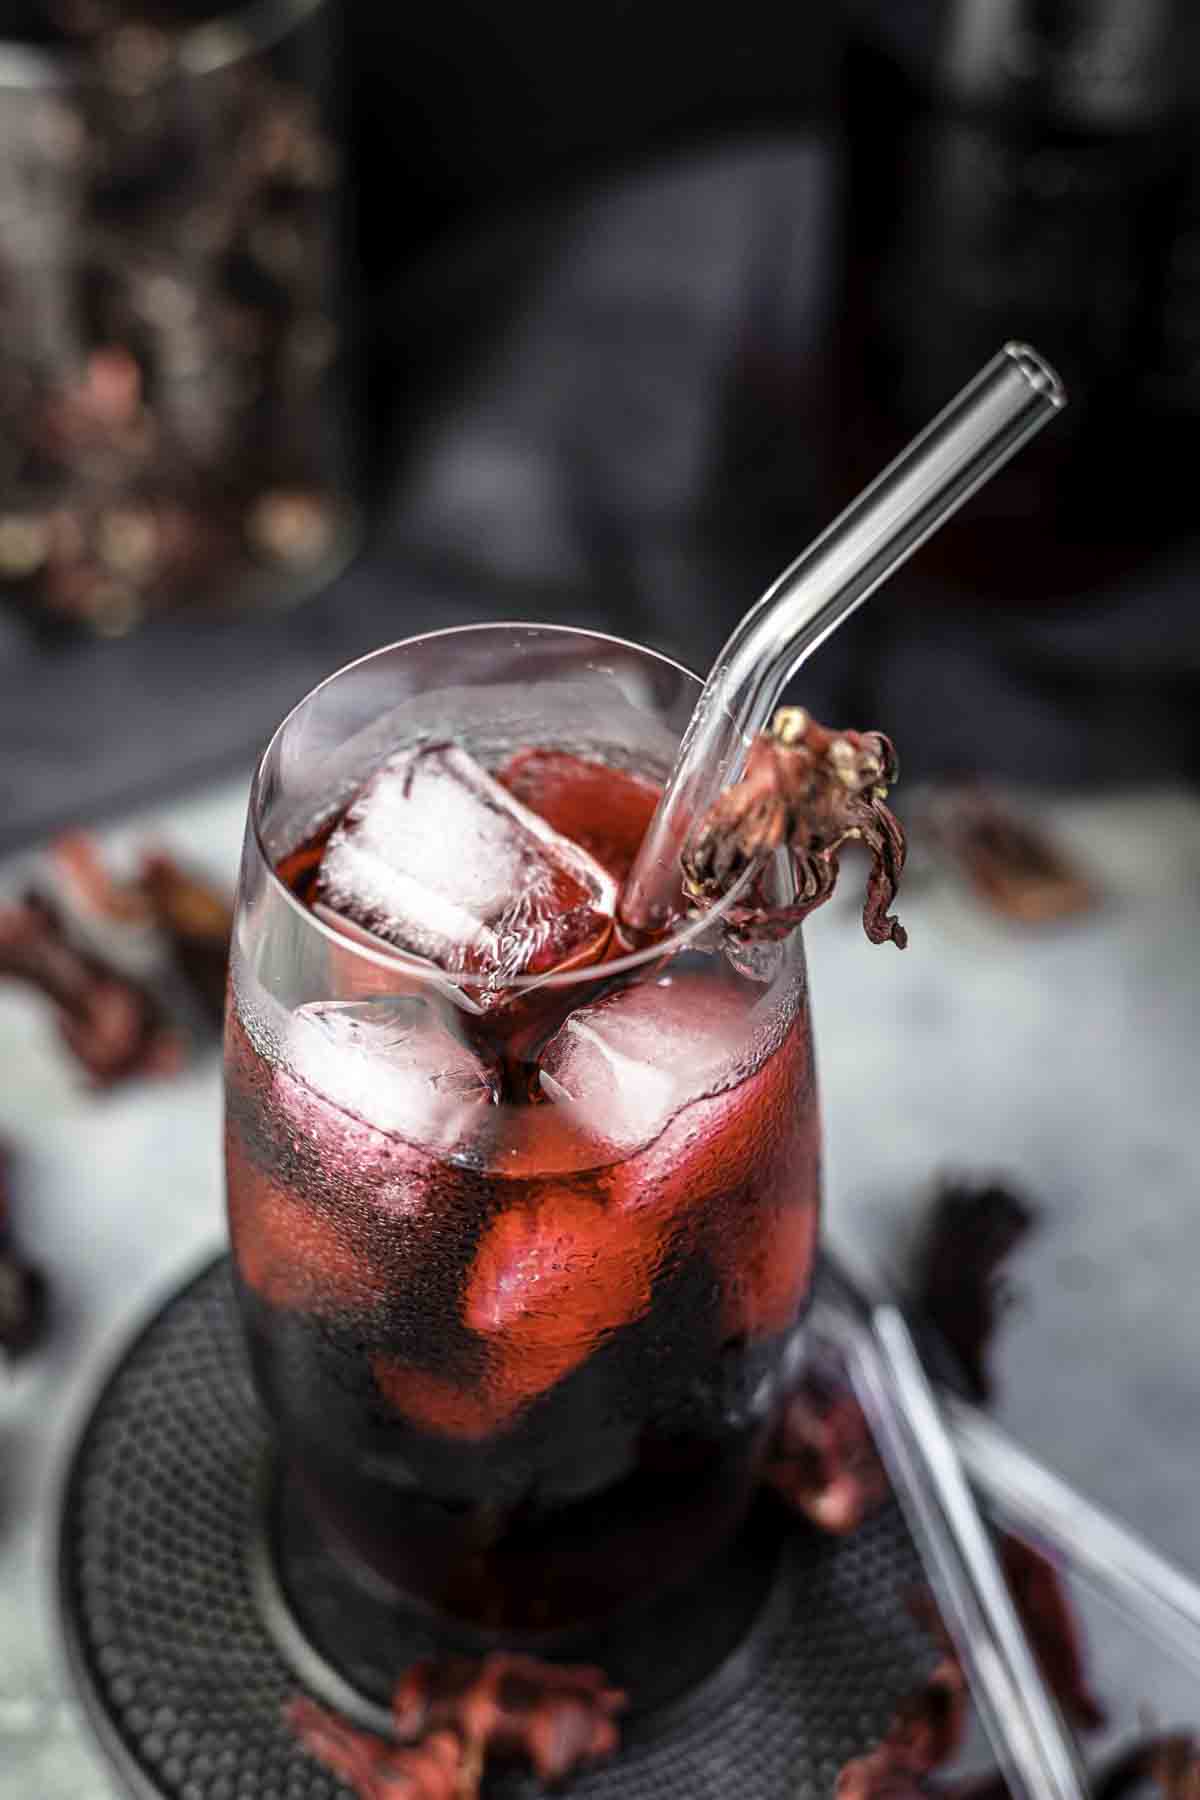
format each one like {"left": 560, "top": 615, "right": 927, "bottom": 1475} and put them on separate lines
{"left": 3, "top": 0, "right": 1200, "bottom": 847}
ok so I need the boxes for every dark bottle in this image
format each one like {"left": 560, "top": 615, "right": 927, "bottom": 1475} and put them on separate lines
{"left": 838, "top": 0, "right": 1200, "bottom": 604}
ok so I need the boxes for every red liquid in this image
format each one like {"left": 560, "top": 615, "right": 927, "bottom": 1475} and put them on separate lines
{"left": 225, "top": 752, "right": 820, "bottom": 1633}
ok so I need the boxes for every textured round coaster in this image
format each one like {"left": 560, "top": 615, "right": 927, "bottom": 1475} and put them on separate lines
{"left": 58, "top": 1256, "right": 934, "bottom": 1799}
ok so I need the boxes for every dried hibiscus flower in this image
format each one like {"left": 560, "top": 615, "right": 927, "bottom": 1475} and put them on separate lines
{"left": 999, "top": 1535, "right": 1106, "bottom": 1732}
{"left": 835, "top": 1550, "right": 1101, "bottom": 1800}
{"left": 50, "top": 832, "right": 155, "bottom": 925}
{"left": 138, "top": 849, "right": 233, "bottom": 1026}
{"left": 1145, "top": 1734, "right": 1200, "bottom": 1800}
{"left": 683, "top": 706, "right": 907, "bottom": 948}
{"left": 290, "top": 1653, "right": 626, "bottom": 1799}
{"left": 837, "top": 1725, "right": 1200, "bottom": 1800}
{"left": 768, "top": 1172, "right": 1036, "bottom": 1534}
{"left": 50, "top": 833, "right": 232, "bottom": 1029}
{"left": 0, "top": 1144, "right": 47, "bottom": 1360}
{"left": 764, "top": 1361, "right": 889, "bottom": 1535}
{"left": 836, "top": 1652, "right": 968, "bottom": 1800}
{"left": 909, "top": 1178, "right": 1036, "bottom": 1405}
{"left": 289, "top": 1698, "right": 462, "bottom": 1799}
{"left": 1021, "top": 1732, "right": 1200, "bottom": 1800}
{"left": 392, "top": 1653, "right": 625, "bottom": 1785}
{"left": 926, "top": 783, "right": 1095, "bottom": 925}
{"left": 906, "top": 1528, "right": 1107, "bottom": 1746}
{"left": 0, "top": 895, "right": 182, "bottom": 1085}
{"left": 0, "top": 833, "right": 233, "bottom": 1086}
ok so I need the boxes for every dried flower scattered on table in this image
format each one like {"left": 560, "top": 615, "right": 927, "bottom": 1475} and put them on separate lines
{"left": 0, "top": 1144, "right": 47, "bottom": 1361}
{"left": 999, "top": 1535, "right": 1106, "bottom": 1731}
{"left": 289, "top": 1698, "right": 462, "bottom": 1800}
{"left": 1083, "top": 1734, "right": 1200, "bottom": 1800}
{"left": 290, "top": 1653, "right": 626, "bottom": 1799}
{"left": 926, "top": 783, "right": 1095, "bottom": 925}
{"left": 392, "top": 1653, "right": 625, "bottom": 1787}
{"left": 836, "top": 1653, "right": 967, "bottom": 1800}
{"left": 764, "top": 1362, "right": 889, "bottom": 1535}
{"left": 0, "top": 896, "right": 182, "bottom": 1085}
{"left": 909, "top": 1178, "right": 1036, "bottom": 1405}
{"left": 137, "top": 849, "right": 233, "bottom": 1026}
{"left": 0, "top": 834, "right": 232, "bottom": 1083}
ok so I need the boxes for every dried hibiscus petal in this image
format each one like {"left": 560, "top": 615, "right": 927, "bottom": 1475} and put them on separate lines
{"left": 51, "top": 832, "right": 153, "bottom": 923}
{"left": 836, "top": 1654, "right": 967, "bottom": 1800}
{"left": 0, "top": 1146, "right": 47, "bottom": 1361}
{"left": 839, "top": 1735, "right": 1200, "bottom": 1800}
{"left": 289, "top": 1653, "right": 624, "bottom": 1799}
{"left": 999, "top": 1536, "right": 1106, "bottom": 1731}
{"left": 764, "top": 1364, "right": 889, "bottom": 1535}
{"left": 50, "top": 833, "right": 232, "bottom": 1029}
{"left": 910, "top": 1178, "right": 1036, "bottom": 1405}
{"left": 0, "top": 896, "right": 183, "bottom": 1085}
{"left": 1083, "top": 1735, "right": 1200, "bottom": 1800}
{"left": 392, "top": 1653, "right": 626, "bottom": 1785}
{"left": 928, "top": 783, "right": 1095, "bottom": 925}
{"left": 288, "top": 1698, "right": 463, "bottom": 1799}
{"left": 683, "top": 706, "right": 907, "bottom": 949}
{"left": 907, "top": 1534, "right": 1107, "bottom": 1753}
{"left": 1147, "top": 1734, "right": 1200, "bottom": 1800}
{"left": 0, "top": 1252, "right": 47, "bottom": 1361}
{"left": 139, "top": 849, "right": 233, "bottom": 1026}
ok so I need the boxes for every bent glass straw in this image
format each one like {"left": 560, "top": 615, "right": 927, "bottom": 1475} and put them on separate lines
{"left": 621, "top": 342, "right": 1065, "bottom": 929}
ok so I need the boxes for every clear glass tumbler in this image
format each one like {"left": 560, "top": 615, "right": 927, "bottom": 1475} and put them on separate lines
{"left": 224, "top": 624, "right": 820, "bottom": 1638}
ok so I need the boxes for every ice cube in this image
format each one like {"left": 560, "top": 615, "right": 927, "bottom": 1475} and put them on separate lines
{"left": 372, "top": 1192, "right": 662, "bottom": 1439}
{"left": 704, "top": 1023, "right": 820, "bottom": 1340}
{"left": 227, "top": 1129, "right": 382, "bottom": 1316}
{"left": 315, "top": 744, "right": 617, "bottom": 992}
{"left": 460, "top": 1190, "right": 658, "bottom": 1430}
{"left": 287, "top": 995, "right": 494, "bottom": 1148}
{"left": 537, "top": 970, "right": 751, "bottom": 1152}
{"left": 371, "top": 1360, "right": 504, "bottom": 1441}
{"left": 540, "top": 972, "right": 820, "bottom": 1347}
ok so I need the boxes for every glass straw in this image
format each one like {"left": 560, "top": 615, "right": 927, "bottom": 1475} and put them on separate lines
{"left": 845, "top": 1304, "right": 1088, "bottom": 1800}
{"left": 621, "top": 342, "right": 1065, "bottom": 929}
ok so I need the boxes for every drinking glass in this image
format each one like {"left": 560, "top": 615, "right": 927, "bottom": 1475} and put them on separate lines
{"left": 224, "top": 624, "right": 819, "bottom": 1639}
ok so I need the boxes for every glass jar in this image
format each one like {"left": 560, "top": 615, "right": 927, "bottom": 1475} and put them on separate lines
{"left": 0, "top": 0, "right": 359, "bottom": 635}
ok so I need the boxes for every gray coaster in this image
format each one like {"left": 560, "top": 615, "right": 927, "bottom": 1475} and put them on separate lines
{"left": 57, "top": 1257, "right": 934, "bottom": 1798}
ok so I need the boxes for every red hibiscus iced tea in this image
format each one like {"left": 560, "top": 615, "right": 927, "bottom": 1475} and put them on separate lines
{"left": 225, "top": 628, "right": 820, "bottom": 1635}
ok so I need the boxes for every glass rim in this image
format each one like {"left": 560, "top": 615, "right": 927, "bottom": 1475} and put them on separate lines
{"left": 0, "top": 0, "right": 325, "bottom": 89}
{"left": 249, "top": 620, "right": 758, "bottom": 994}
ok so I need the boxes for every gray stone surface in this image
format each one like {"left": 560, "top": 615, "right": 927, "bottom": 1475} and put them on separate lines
{"left": 2, "top": 776, "right": 1199, "bottom": 1795}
